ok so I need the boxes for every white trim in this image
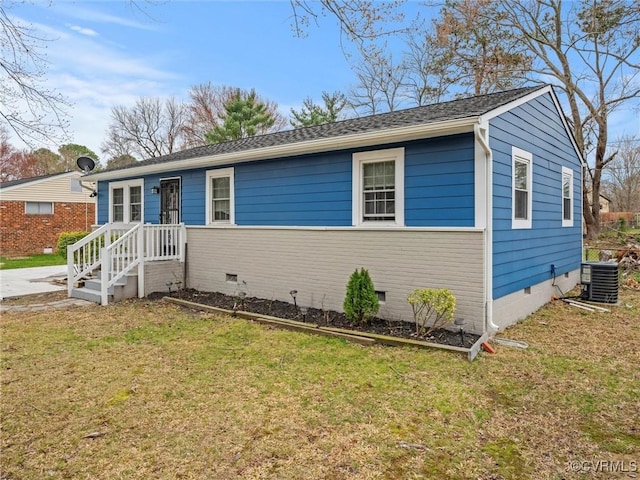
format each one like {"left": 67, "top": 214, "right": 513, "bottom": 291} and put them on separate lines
{"left": 206, "top": 167, "right": 235, "bottom": 225}
{"left": 479, "top": 85, "right": 585, "bottom": 168}
{"left": 511, "top": 147, "right": 532, "bottom": 229}
{"left": 352, "top": 147, "right": 405, "bottom": 227}
{"left": 474, "top": 122, "right": 496, "bottom": 333}
{"left": 480, "top": 86, "right": 550, "bottom": 121}
{"left": 562, "top": 166, "right": 574, "bottom": 227}
{"left": 108, "top": 178, "right": 144, "bottom": 223}
{"left": 83, "top": 119, "right": 477, "bottom": 181}
{"left": 188, "top": 224, "right": 483, "bottom": 232}
{"left": 474, "top": 123, "right": 489, "bottom": 229}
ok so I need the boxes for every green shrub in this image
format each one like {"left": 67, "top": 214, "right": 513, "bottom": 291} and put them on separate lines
{"left": 407, "top": 288, "right": 456, "bottom": 335}
{"left": 343, "top": 268, "right": 379, "bottom": 325}
{"left": 57, "top": 231, "right": 90, "bottom": 258}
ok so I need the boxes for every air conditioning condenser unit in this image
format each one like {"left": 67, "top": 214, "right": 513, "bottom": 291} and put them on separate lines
{"left": 580, "top": 262, "right": 619, "bottom": 304}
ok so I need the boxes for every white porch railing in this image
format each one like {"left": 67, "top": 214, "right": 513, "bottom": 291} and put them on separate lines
{"left": 68, "top": 223, "right": 186, "bottom": 305}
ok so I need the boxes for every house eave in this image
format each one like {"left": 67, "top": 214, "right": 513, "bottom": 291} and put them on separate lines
{"left": 83, "top": 117, "right": 479, "bottom": 181}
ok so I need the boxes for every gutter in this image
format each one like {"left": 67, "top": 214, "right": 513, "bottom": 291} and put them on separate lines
{"left": 474, "top": 122, "right": 500, "bottom": 333}
{"left": 83, "top": 117, "right": 479, "bottom": 181}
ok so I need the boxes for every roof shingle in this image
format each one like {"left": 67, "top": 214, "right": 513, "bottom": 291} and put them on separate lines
{"left": 102, "top": 85, "right": 544, "bottom": 174}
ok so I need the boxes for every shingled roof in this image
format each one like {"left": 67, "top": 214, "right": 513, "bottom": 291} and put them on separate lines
{"left": 98, "top": 85, "right": 545, "bottom": 176}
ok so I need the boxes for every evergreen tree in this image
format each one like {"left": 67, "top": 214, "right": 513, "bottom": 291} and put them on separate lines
{"left": 290, "top": 91, "right": 347, "bottom": 128}
{"left": 205, "top": 89, "right": 277, "bottom": 144}
{"left": 343, "top": 268, "right": 379, "bottom": 325}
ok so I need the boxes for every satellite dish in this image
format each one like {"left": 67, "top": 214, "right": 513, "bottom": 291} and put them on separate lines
{"left": 76, "top": 156, "right": 96, "bottom": 173}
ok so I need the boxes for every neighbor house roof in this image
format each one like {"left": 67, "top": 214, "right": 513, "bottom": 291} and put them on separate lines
{"left": 85, "top": 85, "right": 564, "bottom": 181}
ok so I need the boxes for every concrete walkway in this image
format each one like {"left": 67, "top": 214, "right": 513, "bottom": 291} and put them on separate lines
{"left": 0, "top": 265, "right": 67, "bottom": 300}
{"left": 0, "top": 265, "right": 95, "bottom": 312}
{"left": 1, "top": 297, "right": 94, "bottom": 313}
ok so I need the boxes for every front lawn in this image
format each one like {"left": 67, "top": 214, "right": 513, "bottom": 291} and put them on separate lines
{"left": 1, "top": 290, "right": 638, "bottom": 479}
{"left": 0, "top": 254, "right": 65, "bottom": 270}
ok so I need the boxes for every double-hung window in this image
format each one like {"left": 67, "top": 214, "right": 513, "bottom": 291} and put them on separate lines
{"left": 109, "top": 179, "right": 144, "bottom": 223}
{"left": 512, "top": 147, "right": 532, "bottom": 229}
{"left": 206, "top": 168, "right": 234, "bottom": 224}
{"left": 352, "top": 147, "right": 404, "bottom": 226}
{"left": 25, "top": 201, "right": 53, "bottom": 215}
{"left": 562, "top": 166, "right": 573, "bottom": 227}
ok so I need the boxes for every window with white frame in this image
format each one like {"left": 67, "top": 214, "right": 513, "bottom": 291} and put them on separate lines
{"left": 562, "top": 166, "right": 573, "bottom": 227}
{"left": 206, "top": 168, "right": 234, "bottom": 224}
{"left": 512, "top": 147, "right": 532, "bottom": 229}
{"left": 109, "top": 179, "right": 144, "bottom": 223}
{"left": 352, "top": 147, "right": 404, "bottom": 226}
{"left": 25, "top": 201, "right": 53, "bottom": 215}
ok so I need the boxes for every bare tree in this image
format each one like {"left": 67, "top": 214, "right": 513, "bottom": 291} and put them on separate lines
{"left": 289, "top": 0, "right": 640, "bottom": 239}
{"left": 497, "top": 0, "right": 640, "bottom": 239}
{"left": 432, "top": 0, "right": 531, "bottom": 95}
{"left": 403, "top": 27, "right": 454, "bottom": 106}
{"left": 183, "top": 83, "right": 287, "bottom": 148}
{"left": 604, "top": 136, "right": 640, "bottom": 212}
{"left": 0, "top": 124, "right": 45, "bottom": 181}
{"left": 0, "top": 5, "right": 70, "bottom": 146}
{"left": 102, "top": 97, "right": 187, "bottom": 160}
{"left": 349, "top": 46, "right": 407, "bottom": 114}
{"left": 289, "top": 0, "right": 407, "bottom": 44}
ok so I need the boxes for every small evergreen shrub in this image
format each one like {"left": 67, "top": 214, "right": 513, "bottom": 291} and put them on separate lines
{"left": 407, "top": 288, "right": 456, "bottom": 335}
{"left": 57, "top": 231, "right": 90, "bottom": 258}
{"left": 343, "top": 268, "right": 379, "bottom": 325}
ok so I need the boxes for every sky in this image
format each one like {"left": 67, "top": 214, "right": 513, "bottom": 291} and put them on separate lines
{"left": 8, "top": 0, "right": 360, "bottom": 159}
{"left": 5, "top": 0, "right": 640, "bottom": 163}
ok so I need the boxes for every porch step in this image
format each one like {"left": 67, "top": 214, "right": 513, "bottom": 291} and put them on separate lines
{"left": 70, "top": 273, "right": 138, "bottom": 304}
{"left": 71, "top": 286, "right": 108, "bottom": 304}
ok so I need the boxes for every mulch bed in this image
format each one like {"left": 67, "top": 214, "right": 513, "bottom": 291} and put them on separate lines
{"left": 155, "top": 288, "right": 480, "bottom": 349}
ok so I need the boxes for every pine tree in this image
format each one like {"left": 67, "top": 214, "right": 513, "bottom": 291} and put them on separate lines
{"left": 206, "top": 89, "right": 276, "bottom": 144}
{"left": 290, "top": 91, "right": 347, "bottom": 128}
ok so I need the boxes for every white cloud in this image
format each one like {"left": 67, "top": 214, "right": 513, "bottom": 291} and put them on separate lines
{"left": 55, "top": 4, "right": 161, "bottom": 31}
{"left": 7, "top": 12, "right": 183, "bottom": 158}
{"left": 69, "top": 25, "right": 98, "bottom": 37}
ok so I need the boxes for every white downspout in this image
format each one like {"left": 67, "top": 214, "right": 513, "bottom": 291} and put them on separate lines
{"left": 475, "top": 122, "right": 500, "bottom": 333}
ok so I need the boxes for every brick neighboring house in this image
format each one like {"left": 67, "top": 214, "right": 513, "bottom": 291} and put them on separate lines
{"left": 0, "top": 172, "right": 96, "bottom": 257}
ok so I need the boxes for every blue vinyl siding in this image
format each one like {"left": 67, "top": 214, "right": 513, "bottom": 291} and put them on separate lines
{"left": 234, "top": 153, "right": 352, "bottom": 226}
{"left": 491, "top": 92, "right": 582, "bottom": 299}
{"left": 405, "top": 134, "right": 475, "bottom": 227}
{"left": 96, "top": 135, "right": 476, "bottom": 228}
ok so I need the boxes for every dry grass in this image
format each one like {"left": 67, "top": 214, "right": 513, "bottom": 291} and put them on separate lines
{"left": 1, "top": 290, "right": 638, "bottom": 479}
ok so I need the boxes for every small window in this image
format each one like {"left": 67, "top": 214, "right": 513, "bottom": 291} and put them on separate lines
{"left": 109, "top": 179, "right": 143, "bottom": 223}
{"left": 206, "top": 168, "right": 235, "bottom": 224}
{"left": 130, "top": 186, "right": 142, "bottom": 222}
{"left": 512, "top": 147, "right": 532, "bottom": 229}
{"left": 562, "top": 167, "right": 573, "bottom": 227}
{"left": 112, "top": 187, "right": 124, "bottom": 222}
{"left": 25, "top": 201, "right": 53, "bottom": 215}
{"left": 70, "top": 178, "right": 83, "bottom": 193}
{"left": 375, "top": 291, "right": 386, "bottom": 303}
{"left": 352, "top": 147, "right": 404, "bottom": 226}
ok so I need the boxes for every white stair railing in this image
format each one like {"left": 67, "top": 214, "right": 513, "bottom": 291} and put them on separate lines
{"left": 68, "top": 223, "right": 186, "bottom": 304}
{"left": 100, "top": 223, "right": 143, "bottom": 305}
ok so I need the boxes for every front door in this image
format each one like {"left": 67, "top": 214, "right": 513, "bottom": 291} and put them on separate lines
{"left": 160, "top": 178, "right": 180, "bottom": 224}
